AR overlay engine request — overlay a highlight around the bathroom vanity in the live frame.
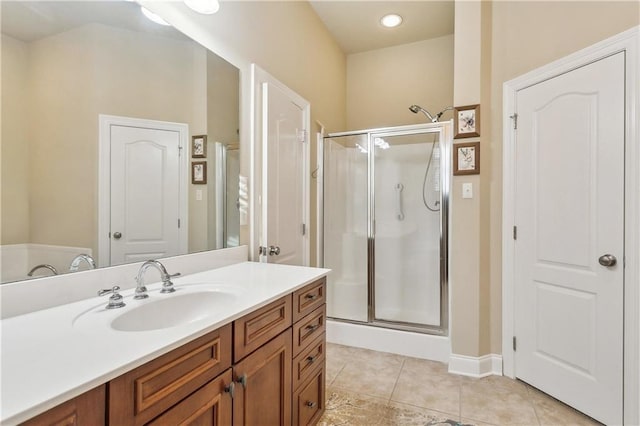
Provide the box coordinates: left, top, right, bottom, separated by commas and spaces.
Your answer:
1, 261, 328, 426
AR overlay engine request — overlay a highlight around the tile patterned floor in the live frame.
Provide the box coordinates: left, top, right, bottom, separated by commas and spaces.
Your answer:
318, 343, 601, 426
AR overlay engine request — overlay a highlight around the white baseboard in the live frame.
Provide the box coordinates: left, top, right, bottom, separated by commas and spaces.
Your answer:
448, 353, 503, 377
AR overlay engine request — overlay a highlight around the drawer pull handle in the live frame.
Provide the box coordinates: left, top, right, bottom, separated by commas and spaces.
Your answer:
224, 382, 235, 399
304, 293, 318, 300
305, 324, 320, 332
306, 401, 317, 408
237, 373, 248, 388
306, 355, 317, 363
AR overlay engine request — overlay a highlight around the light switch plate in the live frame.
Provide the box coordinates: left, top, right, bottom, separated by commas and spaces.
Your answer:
462, 183, 473, 199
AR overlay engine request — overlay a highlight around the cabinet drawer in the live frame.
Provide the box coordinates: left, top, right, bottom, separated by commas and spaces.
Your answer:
292, 278, 326, 322
234, 295, 292, 362
22, 385, 105, 426
147, 368, 233, 426
108, 324, 232, 425
293, 368, 325, 426
292, 333, 325, 391
292, 305, 325, 357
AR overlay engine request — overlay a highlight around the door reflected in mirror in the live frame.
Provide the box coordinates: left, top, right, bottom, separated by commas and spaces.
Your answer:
0, 1, 240, 283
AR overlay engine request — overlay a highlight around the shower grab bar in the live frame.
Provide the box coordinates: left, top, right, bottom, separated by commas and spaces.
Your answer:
396, 183, 405, 221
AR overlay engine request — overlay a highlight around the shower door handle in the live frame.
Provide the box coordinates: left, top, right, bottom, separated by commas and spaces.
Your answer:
268, 245, 281, 256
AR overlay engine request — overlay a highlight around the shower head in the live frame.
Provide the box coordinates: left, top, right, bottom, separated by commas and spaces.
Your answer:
409, 104, 454, 123
409, 105, 436, 122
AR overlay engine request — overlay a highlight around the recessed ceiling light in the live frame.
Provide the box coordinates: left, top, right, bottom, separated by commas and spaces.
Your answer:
140, 6, 171, 26
184, 0, 220, 15
380, 14, 403, 28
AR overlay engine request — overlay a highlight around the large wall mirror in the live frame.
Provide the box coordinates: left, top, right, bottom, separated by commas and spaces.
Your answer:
1, 1, 241, 283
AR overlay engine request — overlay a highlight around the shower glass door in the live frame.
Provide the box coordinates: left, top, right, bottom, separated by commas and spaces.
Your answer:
372, 129, 443, 328
323, 133, 368, 322
323, 123, 450, 334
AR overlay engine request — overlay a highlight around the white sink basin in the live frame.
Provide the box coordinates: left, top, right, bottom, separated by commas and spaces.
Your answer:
110, 291, 236, 332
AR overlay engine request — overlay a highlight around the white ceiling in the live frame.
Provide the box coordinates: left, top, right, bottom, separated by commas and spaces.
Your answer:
2, 1, 454, 55
1, 1, 187, 43
308, 0, 455, 54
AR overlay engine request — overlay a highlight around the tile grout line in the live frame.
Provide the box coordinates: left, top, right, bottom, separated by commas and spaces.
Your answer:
328, 363, 347, 388
387, 357, 406, 405
458, 375, 463, 422
524, 382, 543, 426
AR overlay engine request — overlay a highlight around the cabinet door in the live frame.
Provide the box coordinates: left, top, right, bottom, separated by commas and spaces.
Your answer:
147, 369, 233, 426
21, 385, 105, 426
233, 329, 292, 426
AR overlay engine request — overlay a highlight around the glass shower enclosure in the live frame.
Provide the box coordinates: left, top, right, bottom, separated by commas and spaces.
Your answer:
322, 122, 451, 335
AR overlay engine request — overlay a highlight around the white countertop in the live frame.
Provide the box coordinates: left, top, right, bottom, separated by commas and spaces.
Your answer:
0, 261, 329, 425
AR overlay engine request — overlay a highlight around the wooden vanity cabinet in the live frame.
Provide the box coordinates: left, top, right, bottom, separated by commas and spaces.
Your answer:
291, 278, 327, 426
231, 280, 326, 426
107, 324, 232, 425
21, 385, 106, 426
21, 277, 327, 426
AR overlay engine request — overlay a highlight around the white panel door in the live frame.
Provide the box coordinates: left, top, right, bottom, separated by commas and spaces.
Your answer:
262, 82, 307, 266
110, 125, 181, 265
514, 52, 624, 424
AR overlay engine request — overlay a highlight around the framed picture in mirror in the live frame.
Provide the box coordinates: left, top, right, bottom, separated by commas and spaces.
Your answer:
192, 161, 207, 184
192, 135, 207, 158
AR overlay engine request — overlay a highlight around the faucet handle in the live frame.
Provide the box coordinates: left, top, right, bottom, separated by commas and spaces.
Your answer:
160, 272, 181, 294
98, 286, 126, 309
134, 279, 149, 300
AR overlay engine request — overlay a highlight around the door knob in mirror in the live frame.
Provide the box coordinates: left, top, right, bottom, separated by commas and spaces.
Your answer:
269, 246, 281, 256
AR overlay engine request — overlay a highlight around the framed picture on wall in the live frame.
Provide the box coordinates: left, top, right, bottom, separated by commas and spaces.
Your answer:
454, 104, 480, 139
453, 142, 480, 175
191, 135, 207, 158
192, 161, 207, 184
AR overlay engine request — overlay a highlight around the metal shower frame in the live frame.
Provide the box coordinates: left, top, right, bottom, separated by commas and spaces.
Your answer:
319, 121, 452, 336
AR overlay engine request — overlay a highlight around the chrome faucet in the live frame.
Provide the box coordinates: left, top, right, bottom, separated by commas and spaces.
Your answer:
27, 264, 58, 277
135, 260, 181, 299
69, 254, 97, 272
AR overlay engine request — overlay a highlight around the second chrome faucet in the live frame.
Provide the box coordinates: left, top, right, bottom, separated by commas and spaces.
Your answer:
134, 260, 181, 299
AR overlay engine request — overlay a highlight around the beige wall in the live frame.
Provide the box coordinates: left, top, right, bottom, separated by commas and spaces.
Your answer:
486, 1, 639, 355
346, 35, 454, 130
0, 35, 30, 244
451, 0, 484, 357
451, 0, 639, 358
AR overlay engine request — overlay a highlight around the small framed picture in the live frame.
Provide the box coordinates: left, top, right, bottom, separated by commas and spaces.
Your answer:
454, 104, 480, 139
192, 161, 207, 184
191, 135, 207, 158
453, 142, 480, 175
